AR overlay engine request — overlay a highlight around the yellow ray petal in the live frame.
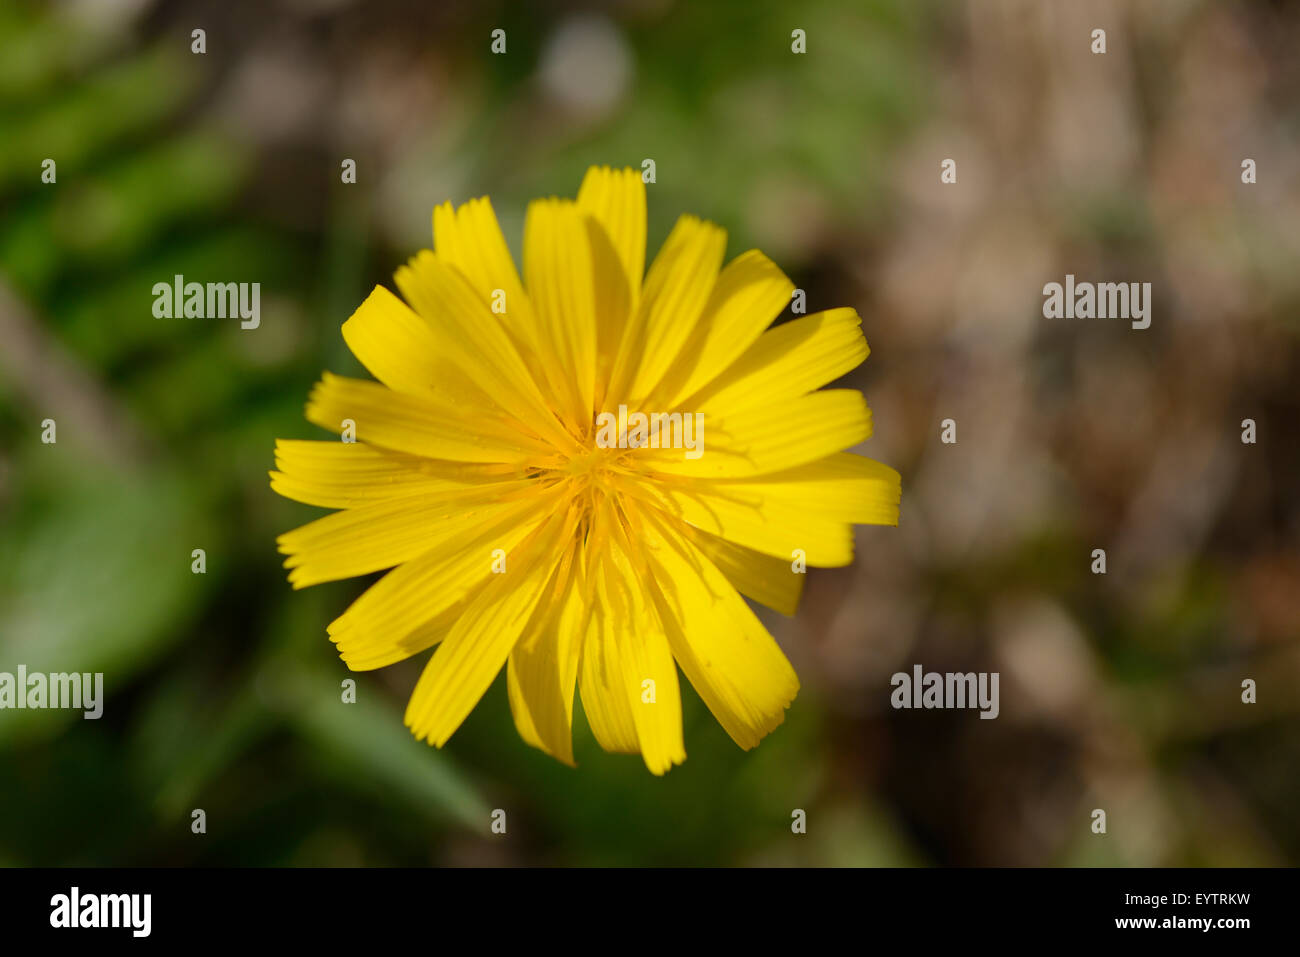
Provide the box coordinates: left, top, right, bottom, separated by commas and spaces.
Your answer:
622, 474, 854, 566
641, 513, 799, 750
304, 372, 550, 464
405, 507, 576, 747
432, 196, 543, 365
644, 389, 871, 478
576, 165, 645, 303
687, 307, 868, 416
507, 545, 585, 766
395, 251, 577, 453
432, 197, 531, 313
683, 525, 805, 616
270, 440, 516, 510
340, 285, 489, 405
652, 250, 795, 409
523, 199, 598, 429
586, 215, 633, 407
722, 453, 902, 527
605, 214, 726, 408
601, 519, 685, 774
337, 601, 465, 673
327, 492, 560, 670
277, 482, 536, 589
577, 497, 643, 756
578, 607, 640, 755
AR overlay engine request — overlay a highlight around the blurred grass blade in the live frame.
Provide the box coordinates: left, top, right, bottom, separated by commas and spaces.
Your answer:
284, 670, 491, 834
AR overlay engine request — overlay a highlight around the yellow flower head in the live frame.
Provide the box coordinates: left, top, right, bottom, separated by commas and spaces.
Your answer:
271, 166, 900, 774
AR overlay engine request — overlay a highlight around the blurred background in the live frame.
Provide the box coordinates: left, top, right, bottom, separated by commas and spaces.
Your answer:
1, 0, 1297, 866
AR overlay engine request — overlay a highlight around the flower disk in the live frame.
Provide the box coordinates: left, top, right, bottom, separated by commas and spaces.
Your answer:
270, 166, 901, 774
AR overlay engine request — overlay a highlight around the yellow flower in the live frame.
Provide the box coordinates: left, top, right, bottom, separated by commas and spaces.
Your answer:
270, 166, 900, 774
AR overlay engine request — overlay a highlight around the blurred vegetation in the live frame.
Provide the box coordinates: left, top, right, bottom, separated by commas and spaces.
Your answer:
1, 0, 1297, 866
